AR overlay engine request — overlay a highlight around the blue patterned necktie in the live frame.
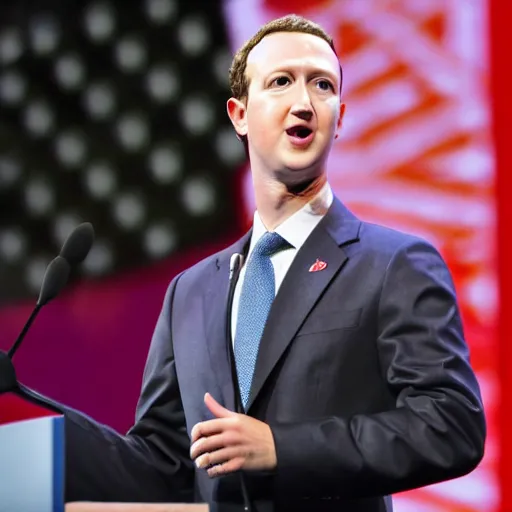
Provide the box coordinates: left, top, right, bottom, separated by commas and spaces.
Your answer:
234, 231, 289, 410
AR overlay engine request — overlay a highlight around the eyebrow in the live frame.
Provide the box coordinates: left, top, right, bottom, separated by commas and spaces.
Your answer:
264, 64, 340, 86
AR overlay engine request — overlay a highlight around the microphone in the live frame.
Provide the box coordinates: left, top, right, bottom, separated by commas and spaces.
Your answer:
226, 253, 252, 512
59, 222, 95, 266
7, 256, 70, 359
6, 222, 95, 360
227, 253, 244, 413
229, 253, 244, 284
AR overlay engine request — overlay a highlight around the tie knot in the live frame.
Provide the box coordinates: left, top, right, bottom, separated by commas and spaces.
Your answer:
253, 231, 289, 257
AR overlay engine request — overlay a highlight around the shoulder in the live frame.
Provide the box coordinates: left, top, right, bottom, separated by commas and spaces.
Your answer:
355, 221, 448, 276
359, 221, 437, 257
328, 197, 439, 262
357, 221, 454, 289
359, 221, 434, 253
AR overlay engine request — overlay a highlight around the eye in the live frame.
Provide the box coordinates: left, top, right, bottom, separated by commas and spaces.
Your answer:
271, 76, 291, 87
316, 79, 334, 91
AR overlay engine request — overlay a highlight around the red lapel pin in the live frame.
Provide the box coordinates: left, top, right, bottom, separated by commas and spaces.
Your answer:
309, 259, 327, 272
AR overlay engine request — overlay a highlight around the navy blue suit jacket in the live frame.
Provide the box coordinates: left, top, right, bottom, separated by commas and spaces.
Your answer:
34, 197, 485, 511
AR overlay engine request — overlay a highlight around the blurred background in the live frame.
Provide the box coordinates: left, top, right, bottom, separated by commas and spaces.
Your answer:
0, 0, 509, 510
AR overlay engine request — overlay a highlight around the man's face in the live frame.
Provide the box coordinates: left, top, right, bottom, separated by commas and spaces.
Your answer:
229, 31, 344, 186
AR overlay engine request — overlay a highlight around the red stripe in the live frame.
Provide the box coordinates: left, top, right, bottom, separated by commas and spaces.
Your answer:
0, 393, 60, 426
492, 0, 512, 509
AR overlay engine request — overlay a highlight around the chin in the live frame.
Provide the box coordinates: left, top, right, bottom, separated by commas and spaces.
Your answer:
285, 153, 323, 172
275, 159, 323, 187
283, 144, 327, 168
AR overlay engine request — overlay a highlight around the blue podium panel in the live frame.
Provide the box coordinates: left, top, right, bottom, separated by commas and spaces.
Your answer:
0, 415, 64, 512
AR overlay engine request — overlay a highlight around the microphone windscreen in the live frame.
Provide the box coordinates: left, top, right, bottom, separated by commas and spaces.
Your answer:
59, 222, 94, 266
37, 256, 71, 306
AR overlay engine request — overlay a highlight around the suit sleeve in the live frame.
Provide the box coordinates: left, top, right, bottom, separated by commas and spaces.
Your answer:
21, 273, 195, 503
271, 238, 486, 499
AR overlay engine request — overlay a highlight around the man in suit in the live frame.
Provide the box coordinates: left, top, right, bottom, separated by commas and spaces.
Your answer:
16, 14, 486, 512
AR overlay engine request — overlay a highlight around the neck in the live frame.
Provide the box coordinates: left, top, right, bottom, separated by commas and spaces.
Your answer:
252, 173, 327, 231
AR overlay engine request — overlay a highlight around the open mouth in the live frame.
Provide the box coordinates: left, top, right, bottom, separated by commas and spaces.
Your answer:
286, 126, 313, 139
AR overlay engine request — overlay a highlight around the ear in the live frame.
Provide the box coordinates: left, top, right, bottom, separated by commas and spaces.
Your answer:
334, 103, 346, 140
337, 103, 346, 131
227, 97, 248, 138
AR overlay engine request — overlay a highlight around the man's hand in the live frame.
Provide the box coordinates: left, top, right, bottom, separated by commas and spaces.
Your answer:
190, 393, 277, 477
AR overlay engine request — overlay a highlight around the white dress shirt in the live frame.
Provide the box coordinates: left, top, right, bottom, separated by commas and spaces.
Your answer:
231, 182, 334, 342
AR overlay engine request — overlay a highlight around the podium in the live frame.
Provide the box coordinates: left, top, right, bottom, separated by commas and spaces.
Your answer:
0, 390, 65, 512
0, 390, 209, 512
66, 505, 208, 511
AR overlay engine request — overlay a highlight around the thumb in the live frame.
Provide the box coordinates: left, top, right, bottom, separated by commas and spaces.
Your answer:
204, 392, 235, 418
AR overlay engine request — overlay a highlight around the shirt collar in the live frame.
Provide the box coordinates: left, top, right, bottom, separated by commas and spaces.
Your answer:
249, 181, 333, 255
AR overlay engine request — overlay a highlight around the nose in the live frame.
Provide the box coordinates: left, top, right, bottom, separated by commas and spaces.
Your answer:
291, 108, 313, 122
290, 81, 313, 122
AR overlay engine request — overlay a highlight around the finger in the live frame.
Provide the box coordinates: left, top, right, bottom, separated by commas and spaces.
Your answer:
196, 446, 245, 469
207, 456, 245, 477
204, 393, 235, 419
190, 431, 240, 460
190, 418, 228, 443
190, 436, 206, 460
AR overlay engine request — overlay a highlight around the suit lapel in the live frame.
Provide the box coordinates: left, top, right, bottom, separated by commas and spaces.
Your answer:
203, 231, 251, 411
246, 199, 361, 411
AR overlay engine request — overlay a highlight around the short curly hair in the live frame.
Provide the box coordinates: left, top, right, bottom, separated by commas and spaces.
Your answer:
229, 14, 342, 100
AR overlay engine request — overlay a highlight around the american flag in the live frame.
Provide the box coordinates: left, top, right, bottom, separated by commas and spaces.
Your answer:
0, 0, 246, 304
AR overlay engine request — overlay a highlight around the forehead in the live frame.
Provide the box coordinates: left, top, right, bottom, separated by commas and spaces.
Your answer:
246, 31, 340, 81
